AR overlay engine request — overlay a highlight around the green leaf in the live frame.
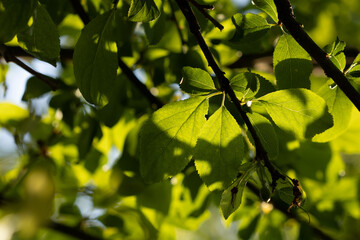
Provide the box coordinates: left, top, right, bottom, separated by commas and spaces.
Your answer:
273, 34, 313, 89
194, 106, 244, 191
324, 38, 346, 71
180, 67, 217, 95
256, 89, 333, 139
252, 0, 278, 22
140, 96, 209, 183
17, 4, 60, 66
22, 76, 52, 101
128, 0, 160, 22
0, 0, 36, 43
312, 84, 352, 142
231, 13, 270, 41
247, 112, 278, 159
0, 102, 28, 125
346, 53, 360, 84
229, 72, 261, 100
73, 10, 118, 105
220, 163, 257, 219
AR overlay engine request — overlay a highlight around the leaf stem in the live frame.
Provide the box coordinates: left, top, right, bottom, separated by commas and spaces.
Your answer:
0, 44, 59, 91
175, 0, 285, 189
188, 0, 224, 31
274, 0, 360, 111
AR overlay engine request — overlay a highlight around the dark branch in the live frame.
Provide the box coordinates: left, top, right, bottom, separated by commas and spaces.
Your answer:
47, 221, 102, 240
68, 0, 90, 25
274, 0, 360, 111
69, 0, 163, 109
117, 53, 164, 109
0, 44, 59, 90
174, 0, 285, 188
188, 0, 224, 31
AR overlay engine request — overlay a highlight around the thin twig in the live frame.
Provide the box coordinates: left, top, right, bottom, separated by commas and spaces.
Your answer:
0, 44, 59, 90
169, 0, 187, 50
174, 0, 285, 189
117, 53, 164, 109
188, 0, 224, 31
69, 0, 163, 109
246, 182, 334, 240
274, 0, 360, 111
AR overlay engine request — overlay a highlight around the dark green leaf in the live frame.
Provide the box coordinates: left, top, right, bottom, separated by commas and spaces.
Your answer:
22, 76, 52, 101
256, 89, 333, 139
73, 10, 118, 105
252, 0, 278, 22
180, 67, 217, 95
194, 106, 244, 191
137, 182, 172, 215
247, 112, 278, 159
273, 34, 312, 89
220, 163, 257, 219
128, 0, 160, 22
17, 4, 60, 66
140, 97, 209, 183
231, 13, 270, 41
0, 0, 36, 43
313, 84, 352, 142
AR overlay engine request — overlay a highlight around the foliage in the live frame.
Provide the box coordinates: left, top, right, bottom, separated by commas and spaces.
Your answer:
1, 0, 360, 239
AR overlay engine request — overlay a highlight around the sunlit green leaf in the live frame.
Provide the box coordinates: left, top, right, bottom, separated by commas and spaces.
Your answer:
274, 34, 312, 89
252, 0, 278, 22
0, 102, 28, 125
17, 4, 60, 66
128, 0, 160, 22
195, 106, 244, 191
180, 67, 217, 95
313, 84, 352, 142
255, 89, 333, 139
231, 13, 270, 41
0, 0, 36, 43
73, 10, 118, 105
140, 96, 209, 183
0, 63, 8, 84
229, 72, 261, 100
247, 112, 278, 159
323, 38, 346, 71
220, 162, 257, 219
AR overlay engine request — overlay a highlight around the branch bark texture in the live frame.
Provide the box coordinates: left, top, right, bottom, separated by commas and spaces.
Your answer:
274, 0, 360, 111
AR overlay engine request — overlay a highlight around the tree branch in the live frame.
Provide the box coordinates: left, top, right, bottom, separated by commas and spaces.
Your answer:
174, 0, 285, 189
274, 0, 360, 111
117, 53, 164, 109
68, 0, 90, 24
69, 0, 163, 109
0, 44, 59, 91
246, 182, 334, 240
47, 221, 102, 240
188, 0, 224, 31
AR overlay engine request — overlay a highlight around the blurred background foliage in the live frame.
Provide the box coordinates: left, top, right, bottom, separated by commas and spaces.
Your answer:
0, 0, 360, 239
